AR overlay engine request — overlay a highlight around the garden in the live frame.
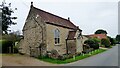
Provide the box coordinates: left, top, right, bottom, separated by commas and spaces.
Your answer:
38, 48, 106, 64
37, 37, 116, 64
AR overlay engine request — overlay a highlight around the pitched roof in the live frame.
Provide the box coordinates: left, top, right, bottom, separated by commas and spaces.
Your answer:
67, 31, 76, 40
84, 34, 107, 39
30, 4, 79, 30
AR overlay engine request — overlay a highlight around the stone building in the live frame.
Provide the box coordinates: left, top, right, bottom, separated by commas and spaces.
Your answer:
19, 2, 83, 58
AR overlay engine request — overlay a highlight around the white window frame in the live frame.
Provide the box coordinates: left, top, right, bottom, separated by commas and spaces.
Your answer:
54, 29, 60, 45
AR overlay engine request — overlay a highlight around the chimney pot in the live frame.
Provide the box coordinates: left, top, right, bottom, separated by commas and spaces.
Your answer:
68, 17, 70, 21
31, 2, 33, 7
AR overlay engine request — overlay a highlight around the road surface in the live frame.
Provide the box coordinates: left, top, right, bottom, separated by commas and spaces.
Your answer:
62, 45, 118, 66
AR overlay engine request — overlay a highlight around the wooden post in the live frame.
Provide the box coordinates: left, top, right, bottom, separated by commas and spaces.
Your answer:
89, 52, 91, 55
73, 55, 75, 60
82, 53, 84, 56
9, 47, 11, 53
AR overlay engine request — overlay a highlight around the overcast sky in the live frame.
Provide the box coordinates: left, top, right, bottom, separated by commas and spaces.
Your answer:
0, 0, 119, 38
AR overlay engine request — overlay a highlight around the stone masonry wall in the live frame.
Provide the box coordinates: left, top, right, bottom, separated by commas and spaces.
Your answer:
19, 12, 46, 57
46, 24, 73, 55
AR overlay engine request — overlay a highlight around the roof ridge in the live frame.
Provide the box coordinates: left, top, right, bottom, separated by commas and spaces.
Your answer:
33, 6, 71, 22
30, 5, 79, 30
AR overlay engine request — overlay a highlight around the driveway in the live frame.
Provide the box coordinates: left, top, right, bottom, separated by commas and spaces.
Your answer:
2, 54, 58, 66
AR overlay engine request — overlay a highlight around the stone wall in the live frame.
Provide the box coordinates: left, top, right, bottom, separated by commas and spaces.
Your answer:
76, 38, 83, 53
19, 13, 47, 57
46, 24, 73, 55
67, 40, 76, 54
82, 36, 89, 44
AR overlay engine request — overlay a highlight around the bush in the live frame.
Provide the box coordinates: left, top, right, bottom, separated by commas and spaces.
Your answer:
58, 55, 65, 60
101, 38, 110, 48
13, 46, 18, 53
116, 35, 120, 42
107, 36, 116, 45
48, 49, 59, 59
1, 34, 21, 53
1, 40, 13, 53
38, 54, 49, 59
0, 40, 2, 53
84, 38, 100, 49
91, 38, 100, 49
84, 39, 94, 45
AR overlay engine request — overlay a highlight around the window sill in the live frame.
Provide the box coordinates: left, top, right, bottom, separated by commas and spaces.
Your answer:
54, 44, 61, 46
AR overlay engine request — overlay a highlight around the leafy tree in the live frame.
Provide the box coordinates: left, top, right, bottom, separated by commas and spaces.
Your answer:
101, 38, 110, 48
95, 29, 107, 34
1, 2, 17, 34
116, 35, 120, 42
107, 36, 116, 45
2, 31, 21, 42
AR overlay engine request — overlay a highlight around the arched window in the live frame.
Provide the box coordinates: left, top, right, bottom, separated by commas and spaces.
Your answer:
54, 29, 60, 44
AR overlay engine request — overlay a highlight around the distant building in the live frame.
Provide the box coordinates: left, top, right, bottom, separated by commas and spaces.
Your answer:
84, 34, 107, 40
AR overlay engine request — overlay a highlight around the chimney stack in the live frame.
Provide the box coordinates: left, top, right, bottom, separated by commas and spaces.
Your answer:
31, 2, 33, 7
68, 17, 70, 21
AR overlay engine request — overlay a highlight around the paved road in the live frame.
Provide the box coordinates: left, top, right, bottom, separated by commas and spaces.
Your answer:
118, 44, 120, 67
62, 45, 118, 66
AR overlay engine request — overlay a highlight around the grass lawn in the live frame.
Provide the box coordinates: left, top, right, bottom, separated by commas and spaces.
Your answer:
38, 49, 106, 64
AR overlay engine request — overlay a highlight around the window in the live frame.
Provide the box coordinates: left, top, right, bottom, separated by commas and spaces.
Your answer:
54, 29, 60, 44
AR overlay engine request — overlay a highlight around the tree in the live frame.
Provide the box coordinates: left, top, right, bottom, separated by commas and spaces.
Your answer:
107, 36, 116, 45
116, 35, 120, 42
101, 38, 110, 48
1, 1, 17, 34
95, 29, 107, 34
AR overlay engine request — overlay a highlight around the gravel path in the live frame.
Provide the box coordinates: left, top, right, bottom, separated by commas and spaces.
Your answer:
2, 54, 58, 66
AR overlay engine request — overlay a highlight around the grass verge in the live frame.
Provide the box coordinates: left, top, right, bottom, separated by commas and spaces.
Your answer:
38, 49, 106, 64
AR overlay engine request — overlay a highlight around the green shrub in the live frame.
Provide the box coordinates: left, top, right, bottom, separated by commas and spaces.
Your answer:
1, 40, 13, 53
38, 49, 106, 64
0, 40, 2, 53
116, 35, 120, 42
84, 38, 100, 49
13, 46, 18, 53
107, 36, 116, 45
38, 54, 49, 59
84, 39, 94, 45
58, 55, 65, 60
91, 38, 100, 49
1, 34, 21, 53
101, 38, 110, 48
